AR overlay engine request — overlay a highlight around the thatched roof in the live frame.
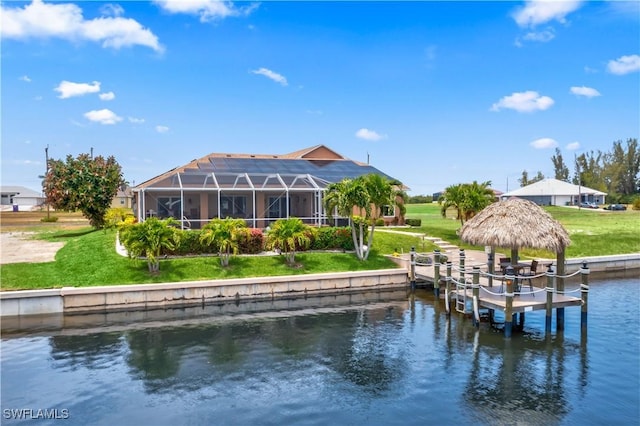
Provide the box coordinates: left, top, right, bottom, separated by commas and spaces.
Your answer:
458, 198, 570, 253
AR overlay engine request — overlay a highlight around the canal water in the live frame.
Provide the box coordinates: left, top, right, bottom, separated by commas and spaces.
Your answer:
1, 274, 638, 425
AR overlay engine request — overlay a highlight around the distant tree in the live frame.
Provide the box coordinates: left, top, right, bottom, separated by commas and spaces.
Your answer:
573, 151, 607, 191
608, 138, 640, 195
43, 153, 124, 229
519, 170, 544, 187
407, 195, 433, 204
551, 148, 570, 181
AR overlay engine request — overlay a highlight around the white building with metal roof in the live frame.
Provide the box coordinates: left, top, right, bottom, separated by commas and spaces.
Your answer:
501, 178, 606, 206
0, 186, 44, 211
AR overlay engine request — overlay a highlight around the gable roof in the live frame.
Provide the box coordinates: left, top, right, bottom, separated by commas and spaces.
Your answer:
136, 144, 399, 189
0, 186, 43, 198
502, 178, 606, 197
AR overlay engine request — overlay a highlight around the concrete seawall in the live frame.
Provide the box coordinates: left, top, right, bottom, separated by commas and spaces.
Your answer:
0, 269, 409, 318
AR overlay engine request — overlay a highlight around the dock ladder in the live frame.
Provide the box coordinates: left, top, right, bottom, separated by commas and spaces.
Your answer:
454, 279, 471, 314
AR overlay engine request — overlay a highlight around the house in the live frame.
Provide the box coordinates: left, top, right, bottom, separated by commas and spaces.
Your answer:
0, 186, 45, 211
501, 178, 607, 206
111, 185, 134, 209
132, 145, 405, 229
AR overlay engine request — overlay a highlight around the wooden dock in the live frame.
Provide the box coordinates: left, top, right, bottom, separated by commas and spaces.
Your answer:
415, 265, 582, 312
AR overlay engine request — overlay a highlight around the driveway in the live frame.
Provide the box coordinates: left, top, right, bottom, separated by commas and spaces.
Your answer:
0, 232, 64, 264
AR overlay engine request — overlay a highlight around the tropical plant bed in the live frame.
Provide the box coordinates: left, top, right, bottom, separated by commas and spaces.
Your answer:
0, 228, 404, 291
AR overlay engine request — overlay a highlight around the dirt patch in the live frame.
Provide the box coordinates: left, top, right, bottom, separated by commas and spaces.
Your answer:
0, 232, 65, 264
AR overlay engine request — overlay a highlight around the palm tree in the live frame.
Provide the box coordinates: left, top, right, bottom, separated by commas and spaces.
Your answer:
461, 180, 495, 222
439, 181, 494, 225
119, 217, 180, 273
439, 183, 465, 224
199, 218, 247, 267
324, 177, 369, 260
324, 173, 403, 260
266, 217, 311, 266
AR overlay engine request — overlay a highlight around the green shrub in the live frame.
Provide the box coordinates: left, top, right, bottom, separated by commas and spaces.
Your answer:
632, 197, 640, 211
166, 229, 210, 255
238, 228, 264, 254
105, 208, 134, 229
40, 216, 59, 223
375, 218, 384, 226
310, 227, 355, 251
406, 218, 422, 227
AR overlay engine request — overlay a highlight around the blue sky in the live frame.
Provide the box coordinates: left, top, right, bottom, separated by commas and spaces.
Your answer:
2, 0, 639, 196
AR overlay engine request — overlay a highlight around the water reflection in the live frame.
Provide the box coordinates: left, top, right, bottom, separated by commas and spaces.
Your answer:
3, 279, 638, 425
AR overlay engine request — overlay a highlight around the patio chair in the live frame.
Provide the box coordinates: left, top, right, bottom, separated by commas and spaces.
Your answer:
521, 260, 539, 294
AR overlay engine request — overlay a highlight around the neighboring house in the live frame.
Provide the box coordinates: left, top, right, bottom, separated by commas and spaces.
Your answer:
111, 186, 134, 209
133, 145, 405, 229
501, 178, 607, 206
0, 186, 44, 211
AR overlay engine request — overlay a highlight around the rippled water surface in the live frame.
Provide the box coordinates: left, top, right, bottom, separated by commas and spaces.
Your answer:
2, 276, 639, 425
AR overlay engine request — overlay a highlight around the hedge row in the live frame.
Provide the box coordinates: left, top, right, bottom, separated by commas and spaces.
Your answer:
163, 226, 357, 256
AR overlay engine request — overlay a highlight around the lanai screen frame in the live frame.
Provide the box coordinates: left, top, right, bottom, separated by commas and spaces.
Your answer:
133, 171, 343, 229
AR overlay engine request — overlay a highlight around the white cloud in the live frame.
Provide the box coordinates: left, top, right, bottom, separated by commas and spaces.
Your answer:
566, 141, 581, 150
19, 75, 31, 82
84, 109, 122, 125
55, 80, 100, 99
1, 0, 163, 52
530, 137, 558, 149
570, 86, 601, 98
128, 117, 145, 124
584, 66, 598, 74
521, 28, 555, 43
251, 68, 288, 86
607, 54, 640, 75
355, 128, 386, 141
99, 91, 115, 101
490, 91, 554, 113
99, 3, 124, 17
13, 159, 42, 166
512, 0, 583, 27
153, 0, 258, 22
156, 125, 169, 133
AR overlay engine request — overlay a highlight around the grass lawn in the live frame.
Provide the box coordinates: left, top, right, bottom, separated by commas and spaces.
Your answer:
403, 203, 640, 259
1, 204, 638, 290
0, 228, 416, 290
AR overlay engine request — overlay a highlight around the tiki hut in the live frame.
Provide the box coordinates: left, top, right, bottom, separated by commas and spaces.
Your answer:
458, 198, 571, 275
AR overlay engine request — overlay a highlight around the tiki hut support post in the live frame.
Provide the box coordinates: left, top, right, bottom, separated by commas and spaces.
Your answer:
410, 246, 416, 290
556, 249, 566, 331
433, 249, 441, 298
504, 265, 515, 338
510, 248, 519, 264
486, 247, 495, 287
545, 265, 555, 334
580, 261, 590, 333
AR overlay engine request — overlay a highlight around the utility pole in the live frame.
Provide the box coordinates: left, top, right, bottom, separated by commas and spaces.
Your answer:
44, 145, 50, 219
